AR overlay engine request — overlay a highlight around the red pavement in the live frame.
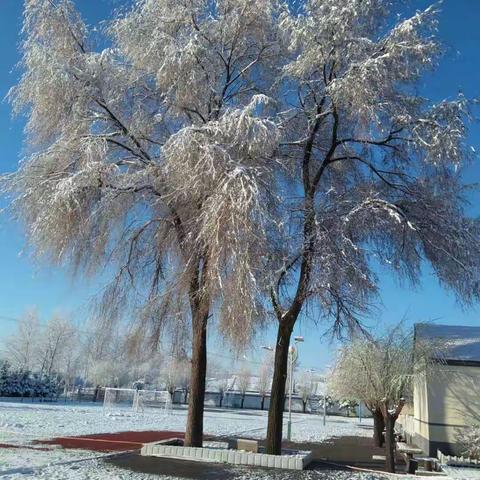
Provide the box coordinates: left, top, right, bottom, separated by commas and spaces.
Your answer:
35, 430, 186, 452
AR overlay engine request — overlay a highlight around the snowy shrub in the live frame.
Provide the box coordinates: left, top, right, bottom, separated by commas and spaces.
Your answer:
456, 425, 480, 459
0, 361, 61, 398
340, 399, 359, 416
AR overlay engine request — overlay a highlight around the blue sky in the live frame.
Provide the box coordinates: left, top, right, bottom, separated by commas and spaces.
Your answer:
0, 0, 479, 372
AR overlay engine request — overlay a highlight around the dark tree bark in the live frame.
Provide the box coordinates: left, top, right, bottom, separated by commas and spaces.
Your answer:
184, 309, 208, 447
260, 395, 265, 410
219, 392, 223, 408
381, 400, 404, 473
302, 400, 307, 413
266, 106, 329, 453
265, 321, 293, 454
373, 408, 385, 447
384, 414, 396, 473
241, 394, 245, 409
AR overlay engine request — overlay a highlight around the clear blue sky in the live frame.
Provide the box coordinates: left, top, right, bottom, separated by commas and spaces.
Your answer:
0, 0, 479, 372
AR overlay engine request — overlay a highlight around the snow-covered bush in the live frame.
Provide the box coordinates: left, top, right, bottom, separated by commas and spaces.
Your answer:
339, 399, 359, 416
456, 425, 480, 459
0, 361, 61, 398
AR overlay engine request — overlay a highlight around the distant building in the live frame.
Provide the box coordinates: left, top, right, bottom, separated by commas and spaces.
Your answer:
399, 324, 480, 456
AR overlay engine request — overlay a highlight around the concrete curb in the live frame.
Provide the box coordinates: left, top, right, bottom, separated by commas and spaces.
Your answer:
140, 441, 312, 470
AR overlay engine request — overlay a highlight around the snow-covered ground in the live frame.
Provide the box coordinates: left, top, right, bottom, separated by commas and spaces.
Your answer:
0, 400, 407, 479
0, 400, 372, 443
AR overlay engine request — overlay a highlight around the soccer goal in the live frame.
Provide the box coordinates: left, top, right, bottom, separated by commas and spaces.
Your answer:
103, 387, 172, 415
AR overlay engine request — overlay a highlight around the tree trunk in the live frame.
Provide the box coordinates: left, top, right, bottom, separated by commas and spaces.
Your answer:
219, 393, 223, 408
184, 311, 208, 447
260, 395, 265, 411
302, 401, 307, 413
373, 408, 385, 447
265, 322, 293, 454
384, 414, 396, 473
241, 395, 245, 409
92, 385, 99, 403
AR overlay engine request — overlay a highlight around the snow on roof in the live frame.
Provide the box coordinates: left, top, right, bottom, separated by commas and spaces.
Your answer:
415, 323, 480, 362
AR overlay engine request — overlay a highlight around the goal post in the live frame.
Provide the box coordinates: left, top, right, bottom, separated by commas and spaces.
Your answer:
103, 387, 172, 415
133, 389, 172, 413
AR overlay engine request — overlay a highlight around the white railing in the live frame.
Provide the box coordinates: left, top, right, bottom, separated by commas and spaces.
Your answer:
437, 449, 480, 468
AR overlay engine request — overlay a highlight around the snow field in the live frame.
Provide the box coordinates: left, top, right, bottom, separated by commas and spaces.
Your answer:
0, 400, 411, 480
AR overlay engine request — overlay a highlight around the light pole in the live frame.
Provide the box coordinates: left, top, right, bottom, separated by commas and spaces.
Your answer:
287, 336, 304, 441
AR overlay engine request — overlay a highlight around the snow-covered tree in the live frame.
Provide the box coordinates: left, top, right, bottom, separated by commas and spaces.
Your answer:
237, 365, 251, 409
257, 358, 272, 410
4, 309, 40, 371
4, 0, 480, 455
217, 373, 231, 409
3, 310, 81, 387
207, 360, 231, 408
37, 314, 77, 377
161, 356, 190, 401
89, 357, 132, 388
328, 326, 440, 472
297, 370, 315, 413
3, 0, 279, 447
263, 0, 480, 454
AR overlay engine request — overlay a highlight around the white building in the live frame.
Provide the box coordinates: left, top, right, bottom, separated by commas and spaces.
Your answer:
399, 324, 480, 456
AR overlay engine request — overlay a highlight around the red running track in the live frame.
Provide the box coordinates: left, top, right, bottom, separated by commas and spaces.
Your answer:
34, 430, 186, 452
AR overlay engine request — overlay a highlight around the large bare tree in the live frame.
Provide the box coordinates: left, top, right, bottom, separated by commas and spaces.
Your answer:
3, 0, 278, 447
263, 0, 480, 453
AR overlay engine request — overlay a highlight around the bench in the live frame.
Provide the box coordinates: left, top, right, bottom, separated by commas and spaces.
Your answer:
397, 442, 423, 456
397, 442, 424, 474
227, 438, 259, 453
415, 456, 439, 472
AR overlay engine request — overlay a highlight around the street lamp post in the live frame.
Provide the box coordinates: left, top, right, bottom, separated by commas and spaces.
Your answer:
323, 393, 327, 426
287, 336, 304, 441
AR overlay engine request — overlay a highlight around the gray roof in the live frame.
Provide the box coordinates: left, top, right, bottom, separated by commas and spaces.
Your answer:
415, 323, 480, 363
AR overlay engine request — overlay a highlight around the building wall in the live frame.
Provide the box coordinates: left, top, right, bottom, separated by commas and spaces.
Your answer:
413, 372, 431, 454
407, 364, 480, 456
425, 364, 480, 455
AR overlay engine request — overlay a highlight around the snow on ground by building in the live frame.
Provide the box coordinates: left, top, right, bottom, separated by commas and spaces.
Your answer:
442, 466, 480, 479
0, 399, 408, 479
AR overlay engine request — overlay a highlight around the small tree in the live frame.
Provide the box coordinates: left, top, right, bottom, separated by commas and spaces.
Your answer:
161, 356, 190, 403
329, 326, 438, 473
37, 314, 77, 377
257, 359, 272, 411
298, 371, 315, 413
237, 366, 251, 409
208, 364, 231, 408
4, 309, 40, 371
